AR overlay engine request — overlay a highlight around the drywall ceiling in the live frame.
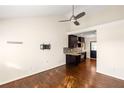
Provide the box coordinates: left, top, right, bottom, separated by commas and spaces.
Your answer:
0, 5, 110, 19
74, 30, 96, 38
0, 5, 72, 19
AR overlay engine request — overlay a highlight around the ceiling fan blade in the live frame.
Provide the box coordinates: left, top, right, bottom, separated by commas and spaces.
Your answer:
74, 21, 80, 26
75, 12, 86, 19
59, 20, 70, 22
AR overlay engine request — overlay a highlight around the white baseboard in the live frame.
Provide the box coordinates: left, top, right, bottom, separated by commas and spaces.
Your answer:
0, 62, 66, 85
96, 70, 124, 80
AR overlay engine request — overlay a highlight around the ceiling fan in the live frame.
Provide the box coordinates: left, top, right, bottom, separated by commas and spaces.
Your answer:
59, 5, 86, 26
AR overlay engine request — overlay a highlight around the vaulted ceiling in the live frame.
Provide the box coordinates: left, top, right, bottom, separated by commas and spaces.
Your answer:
0, 5, 119, 19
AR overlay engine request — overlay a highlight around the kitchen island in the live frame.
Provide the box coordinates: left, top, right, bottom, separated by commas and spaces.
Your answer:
66, 53, 81, 65
65, 52, 86, 65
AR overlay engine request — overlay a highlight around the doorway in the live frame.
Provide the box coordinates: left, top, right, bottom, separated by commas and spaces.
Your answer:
68, 30, 97, 60
90, 41, 97, 59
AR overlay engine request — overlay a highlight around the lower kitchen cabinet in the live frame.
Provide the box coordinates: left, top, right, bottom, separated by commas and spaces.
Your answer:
66, 55, 81, 65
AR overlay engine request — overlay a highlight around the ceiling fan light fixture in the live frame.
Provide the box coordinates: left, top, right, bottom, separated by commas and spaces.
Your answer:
70, 16, 76, 22
71, 19, 76, 22
59, 5, 86, 26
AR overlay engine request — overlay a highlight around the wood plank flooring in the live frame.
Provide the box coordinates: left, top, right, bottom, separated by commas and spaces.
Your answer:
0, 59, 124, 88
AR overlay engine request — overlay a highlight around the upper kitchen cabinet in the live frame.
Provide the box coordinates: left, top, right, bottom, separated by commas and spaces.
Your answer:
78, 37, 85, 43
68, 35, 85, 48
78, 37, 85, 47
68, 35, 78, 48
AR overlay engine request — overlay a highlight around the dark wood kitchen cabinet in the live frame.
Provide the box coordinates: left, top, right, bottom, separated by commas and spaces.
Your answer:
68, 35, 85, 48
78, 37, 85, 47
78, 37, 85, 42
68, 35, 77, 48
66, 54, 81, 65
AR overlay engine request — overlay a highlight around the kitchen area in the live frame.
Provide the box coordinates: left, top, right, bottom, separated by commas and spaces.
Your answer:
64, 31, 97, 65
64, 35, 86, 65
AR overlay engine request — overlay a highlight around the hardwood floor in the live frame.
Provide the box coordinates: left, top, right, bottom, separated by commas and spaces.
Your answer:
0, 59, 124, 88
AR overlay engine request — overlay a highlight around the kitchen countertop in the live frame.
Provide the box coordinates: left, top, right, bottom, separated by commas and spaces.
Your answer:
64, 50, 86, 56
65, 53, 81, 56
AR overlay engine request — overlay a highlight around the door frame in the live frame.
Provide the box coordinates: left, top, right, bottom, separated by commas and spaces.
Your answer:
90, 41, 97, 59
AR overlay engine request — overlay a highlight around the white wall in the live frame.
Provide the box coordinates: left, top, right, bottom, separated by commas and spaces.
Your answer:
85, 36, 96, 58
68, 19, 124, 80
0, 16, 70, 85
97, 20, 124, 80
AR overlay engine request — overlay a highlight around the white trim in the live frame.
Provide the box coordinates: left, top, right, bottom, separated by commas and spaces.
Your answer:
0, 63, 66, 85
96, 70, 124, 80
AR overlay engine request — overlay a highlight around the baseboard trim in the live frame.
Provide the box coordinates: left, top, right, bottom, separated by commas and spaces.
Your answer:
96, 70, 124, 80
0, 63, 66, 85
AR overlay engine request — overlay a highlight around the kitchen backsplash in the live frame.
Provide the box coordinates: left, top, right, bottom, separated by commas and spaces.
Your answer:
63, 47, 83, 54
